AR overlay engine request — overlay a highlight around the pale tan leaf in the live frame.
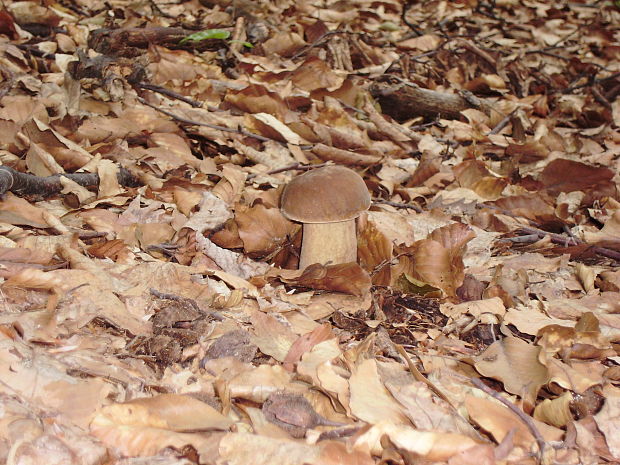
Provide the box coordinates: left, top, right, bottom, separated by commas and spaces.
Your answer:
465, 396, 563, 448
0, 193, 49, 228
594, 385, 620, 459
92, 394, 233, 431
250, 309, 298, 362
97, 159, 123, 198
474, 336, 550, 410
533, 391, 574, 428
354, 422, 479, 461
349, 359, 410, 425
26, 142, 64, 177
182, 191, 232, 233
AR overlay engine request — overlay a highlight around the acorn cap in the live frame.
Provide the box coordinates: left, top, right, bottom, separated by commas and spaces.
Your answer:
281, 165, 371, 223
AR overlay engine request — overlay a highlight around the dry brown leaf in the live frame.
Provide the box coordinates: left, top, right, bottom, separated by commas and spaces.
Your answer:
0, 340, 113, 430
92, 394, 232, 432
249, 309, 298, 362
357, 215, 394, 285
404, 238, 465, 297
593, 385, 620, 460
235, 203, 297, 255
349, 358, 410, 425
474, 336, 550, 411
540, 158, 615, 195
312, 143, 382, 165
227, 365, 294, 403
283, 323, 336, 371
183, 191, 232, 233
290, 262, 372, 296
291, 57, 345, 92
533, 391, 573, 428
0, 193, 49, 228
465, 395, 564, 448
26, 142, 64, 176
0, 3, 617, 465
354, 422, 480, 461
219, 432, 325, 465
0, 246, 54, 265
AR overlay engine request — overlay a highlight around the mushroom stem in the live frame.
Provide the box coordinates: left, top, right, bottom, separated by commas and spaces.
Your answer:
299, 220, 357, 270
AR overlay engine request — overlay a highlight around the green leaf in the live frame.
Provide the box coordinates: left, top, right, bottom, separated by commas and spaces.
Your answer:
379, 21, 399, 31
229, 39, 254, 48
179, 29, 231, 45
394, 273, 439, 295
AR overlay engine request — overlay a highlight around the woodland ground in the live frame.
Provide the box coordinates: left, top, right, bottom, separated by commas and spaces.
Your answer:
0, 0, 618, 464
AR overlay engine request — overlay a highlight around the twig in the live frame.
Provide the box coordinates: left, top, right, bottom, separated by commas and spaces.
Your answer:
317, 426, 363, 441
457, 39, 497, 70
562, 224, 579, 244
561, 71, 620, 94
397, 345, 488, 443
290, 30, 342, 60
591, 85, 612, 110
401, 1, 424, 37
488, 109, 516, 135
135, 81, 207, 109
372, 199, 422, 213
137, 96, 314, 150
526, 50, 571, 61
0, 165, 139, 197
471, 377, 547, 460
396, 344, 452, 404
408, 49, 441, 63
246, 162, 330, 181
147, 243, 179, 256
503, 234, 544, 244
475, 0, 506, 26
514, 226, 620, 262
479, 202, 620, 262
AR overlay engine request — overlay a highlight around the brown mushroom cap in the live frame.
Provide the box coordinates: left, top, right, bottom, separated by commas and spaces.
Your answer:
281, 165, 371, 223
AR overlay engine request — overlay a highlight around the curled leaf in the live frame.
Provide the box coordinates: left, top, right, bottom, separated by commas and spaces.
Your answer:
179, 29, 230, 44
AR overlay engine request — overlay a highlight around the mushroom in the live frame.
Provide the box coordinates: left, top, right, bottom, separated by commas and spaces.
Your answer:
280, 165, 370, 269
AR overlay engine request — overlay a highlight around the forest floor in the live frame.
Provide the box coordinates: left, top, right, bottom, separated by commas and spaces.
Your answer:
0, 0, 618, 464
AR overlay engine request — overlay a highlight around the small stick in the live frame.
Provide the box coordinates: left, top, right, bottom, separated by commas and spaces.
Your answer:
457, 39, 497, 69
372, 199, 422, 213
137, 96, 314, 150
471, 377, 546, 460
401, 1, 424, 37
246, 162, 329, 180
502, 234, 544, 244
290, 30, 342, 60
515, 226, 620, 262
561, 71, 620, 94
591, 85, 612, 110
488, 109, 516, 135
135, 81, 206, 109
395, 344, 453, 404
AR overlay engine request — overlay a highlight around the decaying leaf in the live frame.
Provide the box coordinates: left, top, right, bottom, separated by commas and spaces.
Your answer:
474, 336, 550, 411
1, 1, 619, 464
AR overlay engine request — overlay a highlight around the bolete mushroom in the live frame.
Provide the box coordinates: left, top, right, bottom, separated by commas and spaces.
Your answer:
280, 165, 370, 269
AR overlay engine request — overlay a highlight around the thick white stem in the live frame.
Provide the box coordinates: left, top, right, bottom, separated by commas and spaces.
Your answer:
299, 220, 357, 270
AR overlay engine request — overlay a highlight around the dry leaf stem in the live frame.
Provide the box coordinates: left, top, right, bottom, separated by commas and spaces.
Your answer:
514, 226, 620, 262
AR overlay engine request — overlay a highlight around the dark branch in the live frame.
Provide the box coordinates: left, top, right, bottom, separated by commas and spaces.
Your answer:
0, 166, 140, 197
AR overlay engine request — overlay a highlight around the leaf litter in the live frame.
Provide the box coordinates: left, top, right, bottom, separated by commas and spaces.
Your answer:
0, 0, 618, 464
